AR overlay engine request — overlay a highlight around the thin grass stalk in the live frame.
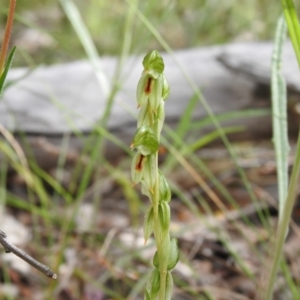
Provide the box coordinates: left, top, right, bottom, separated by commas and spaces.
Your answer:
263, 7, 300, 298
271, 15, 289, 222
60, 0, 136, 201
59, 0, 109, 98
264, 130, 300, 300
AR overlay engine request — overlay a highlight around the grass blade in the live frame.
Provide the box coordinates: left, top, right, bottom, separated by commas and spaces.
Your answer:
59, 0, 110, 98
281, 0, 300, 65
271, 15, 289, 221
0, 46, 16, 95
263, 14, 300, 300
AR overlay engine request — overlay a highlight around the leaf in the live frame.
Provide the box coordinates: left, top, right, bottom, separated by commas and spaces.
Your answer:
155, 100, 165, 133
161, 74, 170, 100
165, 272, 174, 300
153, 250, 159, 268
148, 75, 163, 113
144, 289, 151, 300
167, 238, 179, 270
0, 46, 16, 96
158, 202, 170, 233
271, 15, 289, 221
141, 154, 157, 193
158, 170, 171, 203
141, 182, 151, 199
282, 0, 300, 67
145, 268, 160, 299
137, 102, 150, 128
143, 206, 154, 243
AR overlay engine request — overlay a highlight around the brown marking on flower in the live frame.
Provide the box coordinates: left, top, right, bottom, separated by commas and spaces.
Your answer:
136, 154, 145, 172
145, 77, 152, 94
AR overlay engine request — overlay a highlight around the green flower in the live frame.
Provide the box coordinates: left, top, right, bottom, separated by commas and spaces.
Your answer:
143, 50, 164, 79
131, 125, 159, 156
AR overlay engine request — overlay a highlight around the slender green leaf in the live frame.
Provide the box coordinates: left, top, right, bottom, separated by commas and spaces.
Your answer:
165, 272, 173, 300
264, 14, 297, 300
281, 0, 300, 67
153, 251, 159, 268
158, 202, 170, 233
167, 238, 179, 270
158, 170, 171, 203
0, 46, 16, 96
145, 268, 160, 299
271, 15, 289, 220
188, 126, 244, 153
143, 207, 154, 243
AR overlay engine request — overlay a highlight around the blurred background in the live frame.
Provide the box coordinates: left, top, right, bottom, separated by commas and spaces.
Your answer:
1, 1, 298, 300
1, 0, 281, 66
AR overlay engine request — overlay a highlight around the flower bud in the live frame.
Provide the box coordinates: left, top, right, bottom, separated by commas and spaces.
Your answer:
167, 238, 179, 270
131, 125, 159, 156
148, 76, 163, 113
136, 72, 150, 107
142, 50, 164, 79
131, 152, 145, 185
141, 154, 157, 193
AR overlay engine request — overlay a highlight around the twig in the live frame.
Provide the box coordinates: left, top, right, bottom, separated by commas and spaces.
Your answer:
0, 230, 57, 279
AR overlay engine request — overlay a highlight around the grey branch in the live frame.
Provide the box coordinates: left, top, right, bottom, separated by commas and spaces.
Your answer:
0, 230, 57, 279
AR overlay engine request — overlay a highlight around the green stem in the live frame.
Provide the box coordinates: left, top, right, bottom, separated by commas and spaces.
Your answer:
264, 129, 300, 299
152, 154, 167, 300
0, 0, 16, 75
151, 120, 169, 300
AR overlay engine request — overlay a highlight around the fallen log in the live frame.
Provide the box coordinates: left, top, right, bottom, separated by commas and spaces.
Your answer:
0, 42, 299, 166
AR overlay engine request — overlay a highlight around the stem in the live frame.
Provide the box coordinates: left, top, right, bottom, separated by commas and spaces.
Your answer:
133, 51, 174, 299
152, 152, 167, 300
150, 110, 169, 300
0, 0, 16, 75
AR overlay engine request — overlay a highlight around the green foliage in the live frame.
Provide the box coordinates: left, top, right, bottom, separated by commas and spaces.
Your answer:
0, 46, 16, 95
263, 2, 300, 299
271, 16, 289, 220
281, 0, 300, 65
131, 125, 159, 156
167, 238, 179, 270
142, 50, 164, 78
143, 206, 154, 243
145, 269, 160, 299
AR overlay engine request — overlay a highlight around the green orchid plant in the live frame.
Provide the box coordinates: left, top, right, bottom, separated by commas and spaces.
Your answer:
131, 50, 179, 300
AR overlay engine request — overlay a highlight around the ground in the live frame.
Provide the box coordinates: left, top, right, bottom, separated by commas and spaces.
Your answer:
1, 136, 300, 300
